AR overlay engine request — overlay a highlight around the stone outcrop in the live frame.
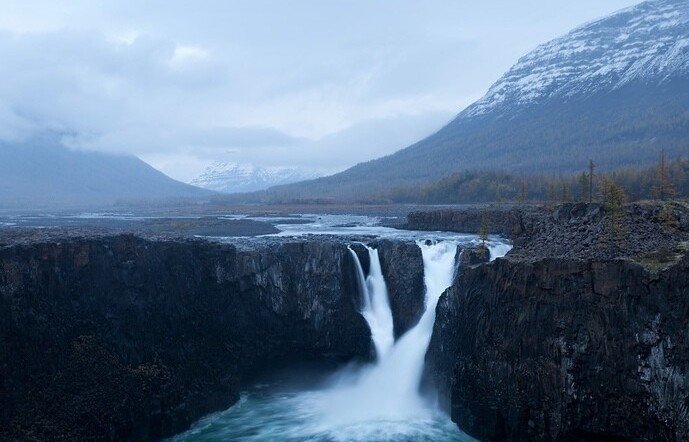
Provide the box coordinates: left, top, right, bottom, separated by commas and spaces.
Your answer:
373, 239, 425, 338
405, 206, 529, 236
426, 201, 689, 441
428, 254, 689, 441
508, 202, 689, 261
408, 202, 689, 261
458, 243, 490, 267
0, 235, 371, 441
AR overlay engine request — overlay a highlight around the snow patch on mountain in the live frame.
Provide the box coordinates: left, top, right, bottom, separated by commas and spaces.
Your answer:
190, 162, 321, 193
465, 0, 689, 118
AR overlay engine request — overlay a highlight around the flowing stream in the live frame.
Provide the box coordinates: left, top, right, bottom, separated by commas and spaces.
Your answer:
170, 239, 509, 442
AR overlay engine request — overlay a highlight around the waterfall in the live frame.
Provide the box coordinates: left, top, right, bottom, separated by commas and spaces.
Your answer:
365, 241, 459, 403
173, 239, 512, 441
348, 246, 395, 359
487, 241, 513, 261
322, 241, 461, 427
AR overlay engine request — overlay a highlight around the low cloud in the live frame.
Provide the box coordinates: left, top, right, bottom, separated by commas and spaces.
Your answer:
0, 0, 639, 182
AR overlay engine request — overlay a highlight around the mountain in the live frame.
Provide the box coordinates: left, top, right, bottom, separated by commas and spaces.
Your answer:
190, 161, 320, 193
271, 0, 689, 200
0, 135, 211, 210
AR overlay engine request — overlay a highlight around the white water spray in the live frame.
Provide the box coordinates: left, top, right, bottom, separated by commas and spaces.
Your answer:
487, 241, 513, 261
322, 241, 461, 428
348, 246, 395, 360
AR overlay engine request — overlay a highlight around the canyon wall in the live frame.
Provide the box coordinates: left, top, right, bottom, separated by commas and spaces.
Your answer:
0, 235, 378, 441
3, 201, 688, 441
428, 255, 689, 441
426, 202, 689, 441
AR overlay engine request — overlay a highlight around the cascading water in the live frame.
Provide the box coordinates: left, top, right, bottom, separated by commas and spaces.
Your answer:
327, 242, 460, 417
348, 246, 394, 360
488, 242, 513, 261
171, 238, 511, 442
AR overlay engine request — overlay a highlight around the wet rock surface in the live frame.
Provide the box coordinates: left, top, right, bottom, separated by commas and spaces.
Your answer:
0, 235, 371, 441
427, 201, 689, 441
373, 240, 425, 338
458, 243, 490, 267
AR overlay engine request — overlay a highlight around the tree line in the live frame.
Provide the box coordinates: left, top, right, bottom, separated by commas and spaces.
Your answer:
379, 152, 688, 205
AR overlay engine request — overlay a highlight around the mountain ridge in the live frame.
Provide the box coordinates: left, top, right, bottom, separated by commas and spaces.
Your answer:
190, 161, 320, 193
465, 0, 689, 118
0, 134, 211, 210
266, 0, 689, 201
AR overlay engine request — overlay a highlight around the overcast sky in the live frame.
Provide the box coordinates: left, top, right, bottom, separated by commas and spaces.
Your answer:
1, 0, 639, 181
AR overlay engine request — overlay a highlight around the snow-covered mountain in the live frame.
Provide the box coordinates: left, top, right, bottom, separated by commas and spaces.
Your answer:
466, 0, 689, 118
273, 0, 689, 200
190, 162, 320, 193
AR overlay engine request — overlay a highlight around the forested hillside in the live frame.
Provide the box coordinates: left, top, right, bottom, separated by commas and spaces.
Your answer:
381, 157, 689, 205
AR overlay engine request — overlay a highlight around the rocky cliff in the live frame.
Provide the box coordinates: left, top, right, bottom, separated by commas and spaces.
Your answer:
4, 200, 688, 442
426, 201, 689, 441
405, 206, 527, 236
0, 234, 374, 441
373, 239, 425, 338
409, 201, 689, 260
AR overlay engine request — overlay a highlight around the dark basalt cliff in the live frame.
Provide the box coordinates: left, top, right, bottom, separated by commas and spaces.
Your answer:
4, 201, 688, 442
406, 206, 528, 236
0, 234, 375, 441
428, 255, 689, 441
426, 201, 689, 441
373, 239, 425, 338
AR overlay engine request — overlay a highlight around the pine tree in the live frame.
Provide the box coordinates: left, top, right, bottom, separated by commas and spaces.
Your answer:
599, 174, 611, 203
605, 180, 628, 248
588, 160, 596, 202
578, 171, 590, 202
652, 149, 677, 201
561, 184, 571, 203
518, 180, 527, 203
495, 186, 504, 204
658, 204, 680, 230
479, 210, 490, 245
547, 183, 557, 207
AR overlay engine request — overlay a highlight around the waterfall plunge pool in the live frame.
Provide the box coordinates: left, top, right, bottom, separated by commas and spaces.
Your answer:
168, 384, 472, 442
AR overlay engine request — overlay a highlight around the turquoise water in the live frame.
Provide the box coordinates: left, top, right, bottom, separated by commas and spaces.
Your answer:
167, 228, 508, 442
168, 385, 474, 442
